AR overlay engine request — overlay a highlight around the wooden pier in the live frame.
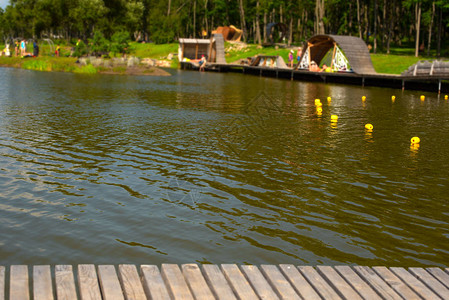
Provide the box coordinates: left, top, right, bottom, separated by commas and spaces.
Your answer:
1, 264, 449, 299
182, 62, 449, 94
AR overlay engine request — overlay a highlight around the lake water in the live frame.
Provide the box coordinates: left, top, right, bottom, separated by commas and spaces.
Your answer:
0, 67, 448, 267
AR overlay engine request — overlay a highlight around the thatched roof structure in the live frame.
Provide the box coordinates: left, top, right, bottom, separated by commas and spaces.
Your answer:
298, 35, 376, 75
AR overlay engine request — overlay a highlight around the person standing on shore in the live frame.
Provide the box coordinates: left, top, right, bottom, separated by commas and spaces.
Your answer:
297, 47, 302, 64
33, 40, 39, 57
15, 40, 19, 56
20, 39, 26, 56
199, 55, 206, 72
288, 50, 294, 68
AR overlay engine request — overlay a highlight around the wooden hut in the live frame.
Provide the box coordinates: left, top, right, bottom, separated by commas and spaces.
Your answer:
297, 35, 376, 75
178, 34, 226, 64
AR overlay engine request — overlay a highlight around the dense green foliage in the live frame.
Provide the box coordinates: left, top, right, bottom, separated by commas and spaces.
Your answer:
0, 0, 448, 57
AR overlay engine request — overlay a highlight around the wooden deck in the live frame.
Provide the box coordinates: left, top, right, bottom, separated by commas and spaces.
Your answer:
181, 62, 449, 93
1, 264, 449, 299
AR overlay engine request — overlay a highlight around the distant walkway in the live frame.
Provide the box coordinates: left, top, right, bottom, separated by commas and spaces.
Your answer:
2, 264, 449, 299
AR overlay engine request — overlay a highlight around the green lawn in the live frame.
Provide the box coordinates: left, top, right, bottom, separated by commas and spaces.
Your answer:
130, 42, 178, 59
370, 54, 421, 74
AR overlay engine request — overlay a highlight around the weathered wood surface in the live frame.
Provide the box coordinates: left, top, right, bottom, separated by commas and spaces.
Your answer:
2, 264, 449, 299
10, 265, 29, 300
33, 265, 54, 300
55, 265, 77, 300
0, 266, 5, 300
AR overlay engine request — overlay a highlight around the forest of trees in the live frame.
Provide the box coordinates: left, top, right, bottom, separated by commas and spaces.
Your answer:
0, 0, 449, 56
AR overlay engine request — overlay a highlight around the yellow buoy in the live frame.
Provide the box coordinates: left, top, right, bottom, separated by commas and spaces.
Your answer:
316, 102, 322, 107
420, 95, 425, 101
445, 95, 448, 100
327, 97, 332, 102
411, 137, 420, 144
315, 99, 321, 105
331, 115, 338, 121
362, 96, 366, 101
316, 107, 323, 113
365, 123, 373, 130
410, 143, 420, 151
391, 95, 396, 101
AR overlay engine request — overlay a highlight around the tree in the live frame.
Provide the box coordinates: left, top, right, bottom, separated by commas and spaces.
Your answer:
110, 30, 131, 56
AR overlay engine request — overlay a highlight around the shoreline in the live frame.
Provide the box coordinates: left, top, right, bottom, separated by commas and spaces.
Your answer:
0, 56, 172, 76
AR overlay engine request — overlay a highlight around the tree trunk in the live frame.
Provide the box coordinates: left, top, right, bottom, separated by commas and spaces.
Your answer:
288, 14, 293, 46
255, 0, 261, 45
193, 0, 196, 38
357, 0, 362, 38
315, 0, 325, 34
415, 1, 421, 57
427, 1, 435, 56
373, 0, 378, 53
167, 0, 171, 16
204, 0, 209, 36
381, 0, 387, 49
386, 0, 395, 54
238, 0, 247, 41
349, 1, 352, 34
280, 4, 283, 23
364, 1, 369, 43
437, 4, 442, 57
263, 11, 267, 43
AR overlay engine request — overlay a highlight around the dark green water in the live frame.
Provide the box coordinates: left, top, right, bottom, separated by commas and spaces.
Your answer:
0, 67, 448, 267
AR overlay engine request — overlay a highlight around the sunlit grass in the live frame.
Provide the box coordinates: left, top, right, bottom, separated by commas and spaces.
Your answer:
370, 54, 421, 74
130, 42, 178, 59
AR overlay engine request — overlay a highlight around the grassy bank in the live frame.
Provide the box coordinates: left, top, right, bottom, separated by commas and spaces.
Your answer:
1, 41, 445, 75
0, 56, 98, 73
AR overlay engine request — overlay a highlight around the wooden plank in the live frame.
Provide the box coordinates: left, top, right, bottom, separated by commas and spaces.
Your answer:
220, 264, 258, 299
316, 266, 362, 300
334, 266, 382, 300
33, 265, 54, 300
161, 264, 194, 300
78, 264, 102, 300
240, 265, 279, 299
353, 266, 402, 300
0, 266, 5, 300
426, 267, 449, 289
298, 266, 342, 300
55, 265, 77, 300
117, 264, 146, 300
383, 267, 439, 299
10, 265, 29, 300
97, 265, 125, 300
367, 267, 418, 299
409, 267, 449, 299
389, 267, 440, 299
278, 264, 321, 299
201, 264, 237, 300
181, 264, 215, 300
140, 265, 170, 300
259, 265, 300, 300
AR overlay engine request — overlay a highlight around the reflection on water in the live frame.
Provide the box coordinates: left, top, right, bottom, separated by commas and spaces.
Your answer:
0, 67, 448, 266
